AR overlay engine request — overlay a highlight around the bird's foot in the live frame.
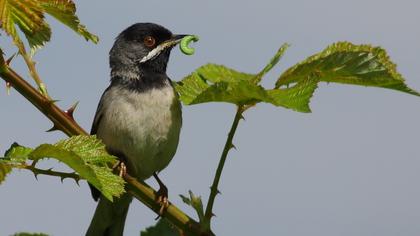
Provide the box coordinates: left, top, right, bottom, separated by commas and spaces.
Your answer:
153, 173, 169, 219
112, 161, 127, 177
156, 186, 169, 218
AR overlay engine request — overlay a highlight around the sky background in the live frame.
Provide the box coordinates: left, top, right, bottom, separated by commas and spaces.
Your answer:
1, 0, 420, 235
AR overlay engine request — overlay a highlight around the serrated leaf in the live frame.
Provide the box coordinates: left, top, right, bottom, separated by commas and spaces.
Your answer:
54, 135, 116, 164
141, 219, 179, 236
26, 135, 124, 200
180, 190, 205, 222
0, 161, 12, 184
276, 42, 420, 96
28, 144, 118, 200
195, 63, 255, 83
0, 0, 97, 51
1, 135, 123, 200
267, 77, 319, 113
176, 75, 266, 105
4, 142, 33, 162
37, 0, 98, 43
0, 0, 51, 49
89, 165, 124, 199
175, 64, 314, 112
0, 142, 32, 184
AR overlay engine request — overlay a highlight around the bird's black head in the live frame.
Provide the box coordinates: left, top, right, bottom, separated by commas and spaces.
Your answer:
110, 23, 185, 78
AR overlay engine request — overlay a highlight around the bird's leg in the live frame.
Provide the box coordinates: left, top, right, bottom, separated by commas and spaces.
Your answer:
108, 149, 128, 177
153, 173, 169, 217
112, 160, 127, 177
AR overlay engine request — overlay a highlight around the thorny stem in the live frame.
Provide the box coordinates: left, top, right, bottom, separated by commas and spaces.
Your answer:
12, 162, 81, 182
204, 105, 245, 228
0, 52, 213, 236
0, 60, 86, 136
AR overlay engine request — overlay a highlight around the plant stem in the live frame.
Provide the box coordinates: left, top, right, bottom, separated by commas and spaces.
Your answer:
0, 53, 212, 236
14, 40, 50, 97
204, 105, 244, 227
0, 63, 86, 136
13, 163, 81, 182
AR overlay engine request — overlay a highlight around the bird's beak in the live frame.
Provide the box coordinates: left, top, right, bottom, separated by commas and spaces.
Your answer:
161, 34, 190, 48
138, 34, 191, 63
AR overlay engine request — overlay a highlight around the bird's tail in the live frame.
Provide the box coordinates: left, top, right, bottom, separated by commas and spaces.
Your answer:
86, 194, 132, 236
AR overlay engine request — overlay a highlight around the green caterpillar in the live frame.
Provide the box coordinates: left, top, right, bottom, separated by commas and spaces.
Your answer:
180, 35, 199, 55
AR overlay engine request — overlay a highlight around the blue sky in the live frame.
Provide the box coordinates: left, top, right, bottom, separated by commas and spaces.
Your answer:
1, 0, 420, 235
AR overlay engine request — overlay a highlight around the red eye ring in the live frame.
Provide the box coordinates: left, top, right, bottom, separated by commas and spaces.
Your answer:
144, 36, 156, 47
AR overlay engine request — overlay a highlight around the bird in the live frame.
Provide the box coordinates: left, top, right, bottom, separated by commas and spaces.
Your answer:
86, 23, 185, 236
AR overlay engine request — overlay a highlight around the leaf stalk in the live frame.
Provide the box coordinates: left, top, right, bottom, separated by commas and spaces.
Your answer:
12, 162, 81, 182
14, 40, 50, 97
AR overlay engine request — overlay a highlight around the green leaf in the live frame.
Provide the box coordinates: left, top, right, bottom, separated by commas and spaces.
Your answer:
4, 142, 33, 162
175, 64, 314, 112
176, 42, 418, 113
276, 41, 420, 96
54, 135, 115, 164
0, 0, 97, 51
27, 135, 124, 201
195, 63, 255, 83
0, 0, 51, 49
141, 219, 179, 236
0, 142, 33, 184
2, 135, 124, 201
176, 74, 264, 105
267, 77, 319, 112
37, 0, 98, 43
180, 190, 205, 222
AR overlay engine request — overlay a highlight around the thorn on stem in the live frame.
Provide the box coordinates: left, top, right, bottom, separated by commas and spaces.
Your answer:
230, 144, 237, 150
31, 160, 38, 168
209, 186, 221, 195
206, 212, 216, 219
6, 53, 16, 66
46, 125, 59, 132
64, 101, 79, 120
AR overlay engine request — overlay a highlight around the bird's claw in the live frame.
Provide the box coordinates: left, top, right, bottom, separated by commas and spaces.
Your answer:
112, 161, 127, 177
153, 173, 169, 219
155, 187, 169, 219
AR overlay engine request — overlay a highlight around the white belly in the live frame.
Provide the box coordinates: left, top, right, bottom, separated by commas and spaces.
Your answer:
96, 85, 182, 180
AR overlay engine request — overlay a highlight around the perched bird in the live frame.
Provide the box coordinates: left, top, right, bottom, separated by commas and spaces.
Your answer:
86, 23, 185, 236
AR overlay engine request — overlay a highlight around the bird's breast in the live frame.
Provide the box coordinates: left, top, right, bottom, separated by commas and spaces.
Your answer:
97, 84, 182, 180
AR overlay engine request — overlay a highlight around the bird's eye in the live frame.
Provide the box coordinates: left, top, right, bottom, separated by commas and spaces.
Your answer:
143, 36, 156, 48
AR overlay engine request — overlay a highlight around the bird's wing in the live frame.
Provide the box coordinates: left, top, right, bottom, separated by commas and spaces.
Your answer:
90, 87, 109, 135
90, 103, 104, 136
88, 86, 110, 201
